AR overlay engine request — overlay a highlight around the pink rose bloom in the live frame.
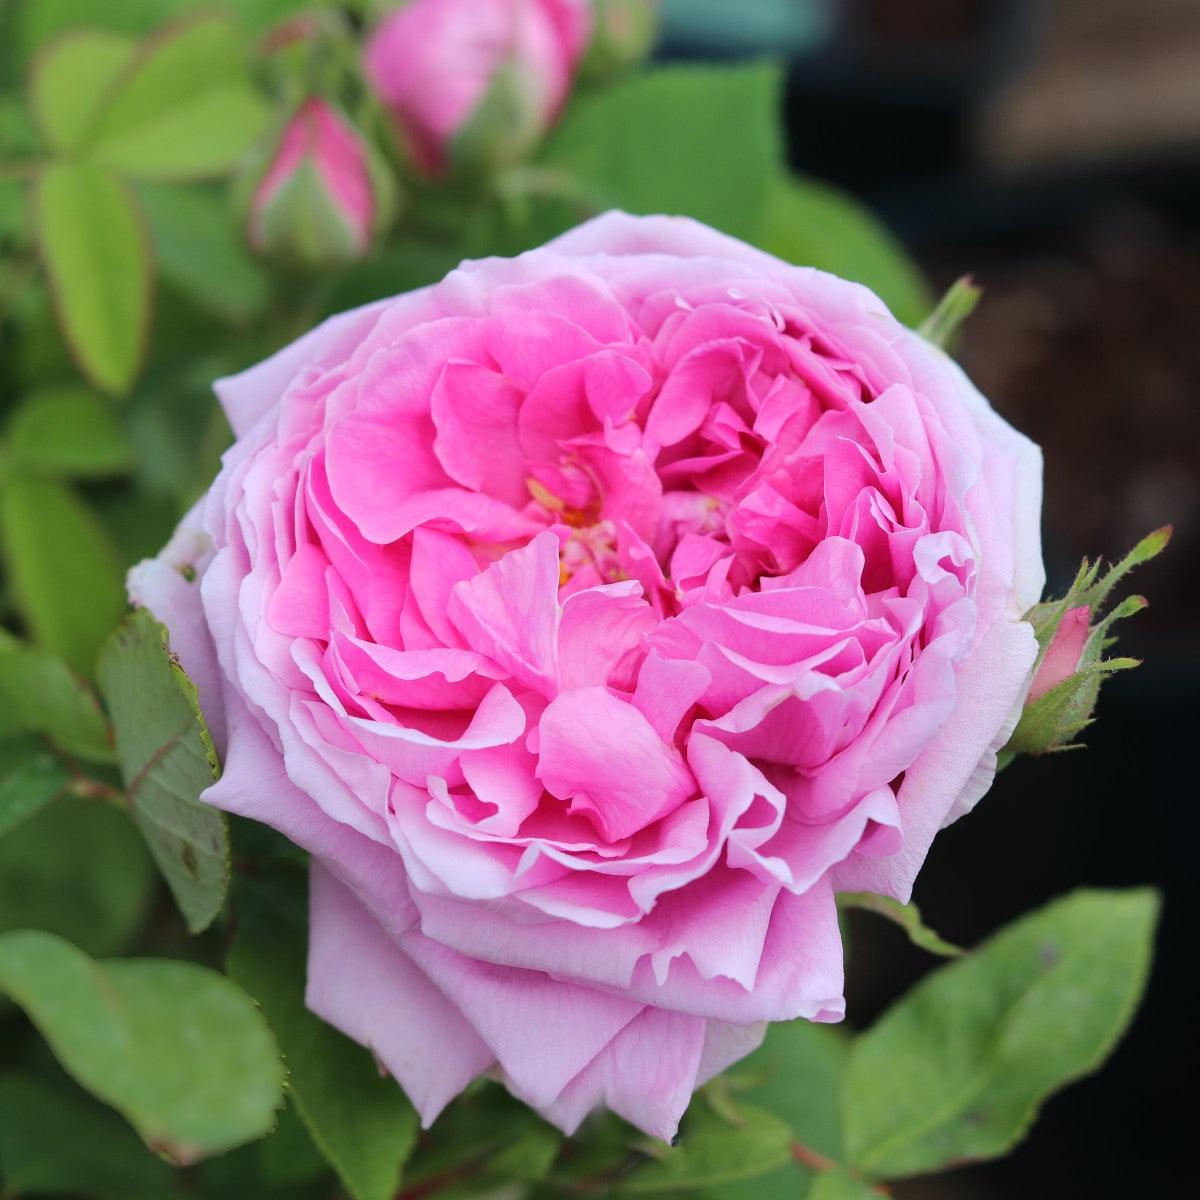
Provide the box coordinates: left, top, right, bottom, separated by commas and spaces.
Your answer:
1028, 605, 1089, 700
250, 98, 377, 263
363, 0, 591, 176
131, 213, 1044, 1140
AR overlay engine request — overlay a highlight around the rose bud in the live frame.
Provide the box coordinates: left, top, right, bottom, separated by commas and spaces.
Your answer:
580, 0, 657, 82
131, 213, 1045, 1140
246, 98, 390, 268
363, 0, 591, 177
1027, 605, 1090, 701
1005, 526, 1170, 757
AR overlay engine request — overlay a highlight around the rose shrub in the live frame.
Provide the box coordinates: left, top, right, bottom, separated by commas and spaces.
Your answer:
130, 212, 1044, 1139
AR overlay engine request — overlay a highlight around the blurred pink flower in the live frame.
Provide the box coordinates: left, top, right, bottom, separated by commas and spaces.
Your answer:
363, 0, 591, 175
250, 98, 376, 263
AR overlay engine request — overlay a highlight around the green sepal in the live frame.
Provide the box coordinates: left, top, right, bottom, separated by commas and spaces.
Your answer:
1007, 525, 1171, 756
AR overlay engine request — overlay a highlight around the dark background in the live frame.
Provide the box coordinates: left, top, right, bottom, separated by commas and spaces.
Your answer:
665, 2, 1197, 1196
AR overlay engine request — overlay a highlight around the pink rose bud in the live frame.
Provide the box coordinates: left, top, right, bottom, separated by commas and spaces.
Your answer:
363, 0, 591, 177
1027, 605, 1090, 701
581, 0, 657, 81
249, 99, 382, 267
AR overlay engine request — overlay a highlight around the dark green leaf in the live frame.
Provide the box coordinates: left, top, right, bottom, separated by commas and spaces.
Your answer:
88, 15, 272, 181
0, 795, 155, 956
97, 610, 229, 933
838, 893, 963, 958
33, 161, 151, 394
139, 182, 270, 321
4, 385, 134, 479
28, 30, 134, 151
0, 735, 68, 840
0, 1071, 180, 1200
227, 867, 419, 1200
0, 929, 284, 1163
0, 474, 127, 674
760, 173, 932, 328
843, 889, 1160, 1177
542, 63, 783, 240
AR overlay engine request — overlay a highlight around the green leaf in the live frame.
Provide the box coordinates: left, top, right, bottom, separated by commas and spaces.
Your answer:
0, 1071, 180, 1200
405, 1082, 562, 1193
0, 795, 155, 957
612, 1101, 794, 1193
28, 30, 135, 151
918, 276, 981, 350
0, 474, 127, 674
732, 1020, 847, 1158
5, 385, 134, 479
760, 173, 933, 328
808, 1169, 886, 1199
88, 15, 272, 181
843, 889, 1160, 1177
838, 893, 963, 958
542, 63, 783, 240
139, 182, 270, 321
0, 929, 284, 1163
227, 867, 419, 1200
705, 1021, 848, 1200
33, 161, 151, 394
97, 610, 229, 934
0, 646, 113, 762
0, 735, 68, 840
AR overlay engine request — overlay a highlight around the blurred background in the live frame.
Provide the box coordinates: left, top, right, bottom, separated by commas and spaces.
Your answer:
659, 1, 1198, 1196
1, 2, 1194, 1197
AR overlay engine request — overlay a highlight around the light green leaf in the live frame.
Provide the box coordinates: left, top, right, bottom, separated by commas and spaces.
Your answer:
0, 795, 155, 956
97, 610, 229, 934
0, 646, 113, 762
0, 474, 127, 674
761, 173, 932, 328
227, 867, 419, 1200
5, 385, 134, 479
838, 892, 963, 958
0, 735, 67, 840
843, 889, 1160, 1177
28, 30, 134, 151
613, 1102, 794, 1193
0, 929, 284, 1163
33, 161, 151, 394
542, 63, 783, 239
0, 1072, 180, 1200
918, 276, 981, 350
138, 182, 270, 321
89, 15, 272, 180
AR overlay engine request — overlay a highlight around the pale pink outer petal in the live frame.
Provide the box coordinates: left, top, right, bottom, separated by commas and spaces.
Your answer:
307, 863, 493, 1125
204, 683, 415, 937
212, 297, 393, 437
537, 1007, 708, 1140
126, 500, 227, 752
399, 934, 642, 1108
